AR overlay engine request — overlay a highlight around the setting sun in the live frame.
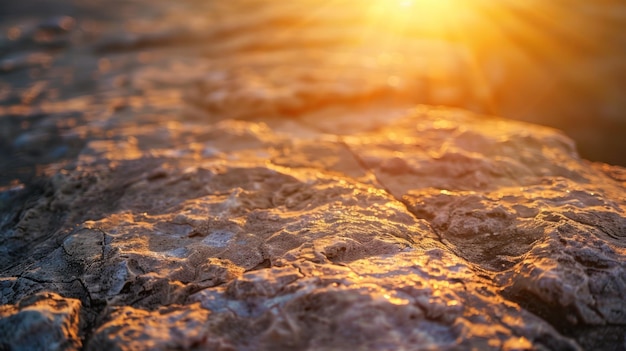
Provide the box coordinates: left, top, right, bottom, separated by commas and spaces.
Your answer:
363, 0, 476, 37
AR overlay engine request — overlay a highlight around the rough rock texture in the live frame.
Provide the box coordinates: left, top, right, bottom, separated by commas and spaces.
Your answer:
2, 107, 625, 350
1, 0, 626, 350
0, 292, 82, 350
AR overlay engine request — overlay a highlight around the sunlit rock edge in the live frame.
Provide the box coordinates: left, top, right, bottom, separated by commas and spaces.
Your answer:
0, 106, 624, 351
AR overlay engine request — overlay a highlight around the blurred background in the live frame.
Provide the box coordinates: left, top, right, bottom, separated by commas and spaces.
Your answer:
1, 0, 626, 188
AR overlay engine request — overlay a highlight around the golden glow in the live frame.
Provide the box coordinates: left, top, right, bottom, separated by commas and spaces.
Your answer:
181, 0, 621, 158
343, 0, 609, 119
396, 0, 457, 14
365, 0, 472, 35
373, 0, 457, 12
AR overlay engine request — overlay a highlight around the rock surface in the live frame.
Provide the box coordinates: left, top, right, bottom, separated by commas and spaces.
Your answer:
0, 292, 82, 350
1, 1, 626, 350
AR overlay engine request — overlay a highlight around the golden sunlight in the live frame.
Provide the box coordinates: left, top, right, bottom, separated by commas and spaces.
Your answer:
365, 0, 472, 35
397, 0, 457, 14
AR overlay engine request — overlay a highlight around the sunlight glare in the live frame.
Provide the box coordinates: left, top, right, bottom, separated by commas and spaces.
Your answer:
398, 0, 457, 14
366, 0, 469, 36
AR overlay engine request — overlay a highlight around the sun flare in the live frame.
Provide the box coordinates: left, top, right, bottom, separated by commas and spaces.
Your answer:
364, 0, 478, 38
397, 0, 457, 13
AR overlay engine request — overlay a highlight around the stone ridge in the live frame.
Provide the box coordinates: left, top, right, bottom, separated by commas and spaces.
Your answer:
1, 107, 624, 350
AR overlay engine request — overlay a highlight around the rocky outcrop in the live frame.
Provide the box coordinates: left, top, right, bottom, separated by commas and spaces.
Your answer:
1, 0, 625, 350
1, 106, 625, 350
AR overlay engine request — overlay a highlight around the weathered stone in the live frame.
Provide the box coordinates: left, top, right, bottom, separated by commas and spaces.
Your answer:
3, 107, 623, 349
0, 292, 82, 351
87, 304, 211, 351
